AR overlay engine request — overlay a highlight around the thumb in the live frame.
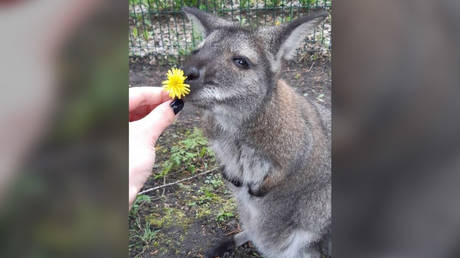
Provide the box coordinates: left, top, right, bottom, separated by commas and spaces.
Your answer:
140, 99, 182, 142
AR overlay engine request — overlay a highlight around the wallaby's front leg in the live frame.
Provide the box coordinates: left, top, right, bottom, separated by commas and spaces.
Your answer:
234, 231, 249, 246
206, 231, 249, 258
248, 171, 284, 197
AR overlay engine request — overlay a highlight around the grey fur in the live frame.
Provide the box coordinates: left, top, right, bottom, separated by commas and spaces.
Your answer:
182, 7, 330, 258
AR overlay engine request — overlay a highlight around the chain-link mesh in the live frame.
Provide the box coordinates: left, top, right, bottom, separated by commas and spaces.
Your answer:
129, 0, 331, 65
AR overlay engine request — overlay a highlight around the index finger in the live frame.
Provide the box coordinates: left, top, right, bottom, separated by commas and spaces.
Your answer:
129, 87, 171, 112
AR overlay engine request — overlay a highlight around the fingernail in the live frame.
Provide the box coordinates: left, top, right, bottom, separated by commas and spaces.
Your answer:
170, 99, 184, 115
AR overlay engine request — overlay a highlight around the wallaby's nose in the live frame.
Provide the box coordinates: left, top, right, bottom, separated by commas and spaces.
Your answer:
184, 66, 200, 82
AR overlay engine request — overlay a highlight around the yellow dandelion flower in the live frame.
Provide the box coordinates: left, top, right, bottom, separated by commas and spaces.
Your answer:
162, 68, 190, 99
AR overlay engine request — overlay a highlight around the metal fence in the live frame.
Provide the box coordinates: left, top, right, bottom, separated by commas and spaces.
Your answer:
129, 0, 331, 65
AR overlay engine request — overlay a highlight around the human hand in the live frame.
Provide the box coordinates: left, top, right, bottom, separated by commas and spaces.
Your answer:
129, 87, 184, 209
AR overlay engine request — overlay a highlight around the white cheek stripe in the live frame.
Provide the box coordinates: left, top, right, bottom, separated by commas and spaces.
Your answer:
198, 87, 234, 101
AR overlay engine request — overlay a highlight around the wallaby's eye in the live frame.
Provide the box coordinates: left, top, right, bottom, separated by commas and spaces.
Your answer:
232, 57, 250, 69
191, 49, 200, 55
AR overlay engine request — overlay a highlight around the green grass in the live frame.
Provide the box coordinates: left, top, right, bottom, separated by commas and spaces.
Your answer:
128, 127, 238, 256
216, 210, 235, 222
129, 217, 159, 254
130, 194, 151, 216
155, 127, 215, 179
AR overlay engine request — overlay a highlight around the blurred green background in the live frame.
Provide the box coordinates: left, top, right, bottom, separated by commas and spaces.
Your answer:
0, 1, 127, 257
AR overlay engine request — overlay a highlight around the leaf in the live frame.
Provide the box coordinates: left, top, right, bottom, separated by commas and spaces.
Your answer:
136, 194, 151, 203
199, 147, 207, 157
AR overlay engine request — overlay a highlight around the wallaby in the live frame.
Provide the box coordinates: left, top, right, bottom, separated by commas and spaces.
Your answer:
182, 7, 331, 258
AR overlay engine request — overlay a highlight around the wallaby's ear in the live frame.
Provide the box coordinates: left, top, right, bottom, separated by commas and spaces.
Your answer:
258, 9, 328, 62
183, 7, 235, 38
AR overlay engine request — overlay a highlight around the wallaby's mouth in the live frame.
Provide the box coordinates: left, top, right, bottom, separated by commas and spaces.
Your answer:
183, 82, 223, 110
182, 66, 221, 108
183, 87, 212, 109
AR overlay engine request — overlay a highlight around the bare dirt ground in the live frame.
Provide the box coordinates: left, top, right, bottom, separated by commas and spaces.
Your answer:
128, 56, 331, 257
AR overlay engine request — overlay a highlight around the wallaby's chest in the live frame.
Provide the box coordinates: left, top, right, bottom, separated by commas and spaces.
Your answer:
210, 138, 272, 188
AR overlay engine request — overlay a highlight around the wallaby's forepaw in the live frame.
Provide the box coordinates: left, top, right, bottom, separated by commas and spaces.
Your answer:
206, 237, 235, 258
247, 184, 268, 197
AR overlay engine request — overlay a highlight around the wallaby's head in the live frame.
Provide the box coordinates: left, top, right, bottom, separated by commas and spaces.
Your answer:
182, 7, 327, 114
